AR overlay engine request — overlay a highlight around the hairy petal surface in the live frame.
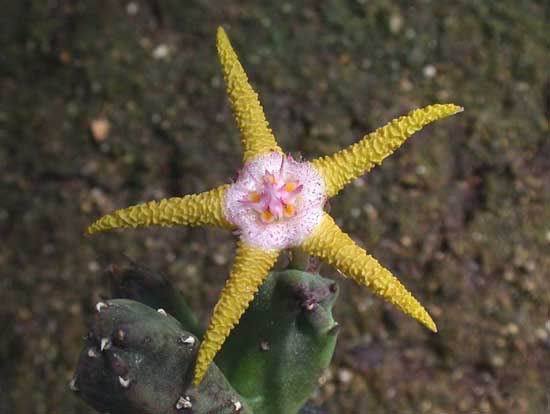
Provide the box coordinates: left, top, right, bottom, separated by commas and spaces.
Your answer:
193, 242, 280, 384
86, 185, 232, 234
224, 153, 326, 250
312, 104, 463, 197
300, 213, 437, 332
217, 27, 282, 161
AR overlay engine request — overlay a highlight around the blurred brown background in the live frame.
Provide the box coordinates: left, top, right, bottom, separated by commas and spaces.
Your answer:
1, 1, 548, 413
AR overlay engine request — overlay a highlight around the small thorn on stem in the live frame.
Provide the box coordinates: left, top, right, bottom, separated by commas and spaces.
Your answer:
180, 335, 195, 346
100, 337, 111, 351
157, 308, 167, 316
69, 377, 78, 392
96, 302, 108, 312
118, 375, 131, 388
305, 301, 316, 311
232, 399, 243, 412
176, 395, 192, 410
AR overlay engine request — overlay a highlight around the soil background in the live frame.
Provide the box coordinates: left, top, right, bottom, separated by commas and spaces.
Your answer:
1, 1, 549, 413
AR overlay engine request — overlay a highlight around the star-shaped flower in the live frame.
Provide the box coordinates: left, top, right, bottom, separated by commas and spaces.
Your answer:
86, 27, 462, 385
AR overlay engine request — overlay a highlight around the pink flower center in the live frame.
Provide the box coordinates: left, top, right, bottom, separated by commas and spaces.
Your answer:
224, 152, 326, 249
241, 170, 303, 224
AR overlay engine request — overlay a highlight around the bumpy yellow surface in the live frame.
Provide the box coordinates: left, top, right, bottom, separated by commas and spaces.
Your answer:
86, 27, 462, 385
86, 185, 232, 234
216, 27, 282, 161
193, 242, 280, 384
312, 104, 463, 197
301, 214, 437, 332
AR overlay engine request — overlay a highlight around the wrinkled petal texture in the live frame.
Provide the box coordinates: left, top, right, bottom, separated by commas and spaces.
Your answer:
224, 152, 326, 250
86, 185, 233, 234
194, 241, 279, 384
301, 213, 437, 332
217, 27, 282, 162
312, 104, 463, 197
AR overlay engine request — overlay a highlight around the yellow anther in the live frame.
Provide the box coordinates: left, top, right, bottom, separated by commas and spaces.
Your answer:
283, 204, 296, 218
248, 192, 261, 203
260, 210, 275, 223
284, 182, 298, 192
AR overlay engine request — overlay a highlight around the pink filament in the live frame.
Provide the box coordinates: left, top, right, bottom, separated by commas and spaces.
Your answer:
241, 159, 303, 223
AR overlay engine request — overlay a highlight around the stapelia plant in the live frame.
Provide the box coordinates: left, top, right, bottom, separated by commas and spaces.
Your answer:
86, 27, 462, 384
72, 260, 338, 414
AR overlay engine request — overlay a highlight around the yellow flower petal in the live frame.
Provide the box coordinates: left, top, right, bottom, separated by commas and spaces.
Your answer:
86, 185, 232, 234
300, 213, 437, 332
312, 104, 463, 197
284, 181, 298, 192
193, 242, 279, 384
216, 27, 282, 161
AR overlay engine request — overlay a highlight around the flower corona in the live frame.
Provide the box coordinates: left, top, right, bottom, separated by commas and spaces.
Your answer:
224, 153, 325, 250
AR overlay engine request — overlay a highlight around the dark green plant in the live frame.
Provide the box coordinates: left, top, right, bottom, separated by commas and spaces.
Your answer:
107, 258, 202, 336
216, 269, 339, 414
72, 299, 248, 414
71, 260, 338, 413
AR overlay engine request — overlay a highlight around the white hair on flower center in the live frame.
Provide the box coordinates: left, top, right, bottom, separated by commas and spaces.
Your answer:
224, 152, 326, 250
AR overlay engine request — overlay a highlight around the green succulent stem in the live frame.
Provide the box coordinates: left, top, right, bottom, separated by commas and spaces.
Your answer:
72, 261, 337, 414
